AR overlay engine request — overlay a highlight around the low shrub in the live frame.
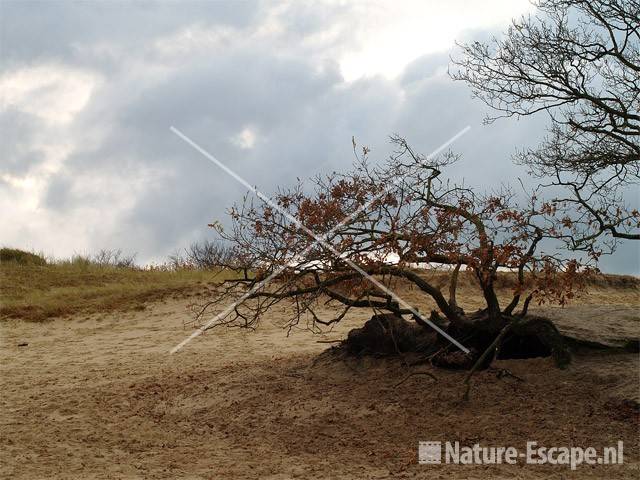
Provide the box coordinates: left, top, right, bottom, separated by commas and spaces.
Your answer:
0, 248, 46, 266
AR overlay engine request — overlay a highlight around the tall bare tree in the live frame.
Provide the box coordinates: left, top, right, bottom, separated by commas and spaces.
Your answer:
452, 0, 639, 251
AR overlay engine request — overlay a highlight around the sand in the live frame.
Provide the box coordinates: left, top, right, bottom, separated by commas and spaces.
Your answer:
1, 294, 638, 479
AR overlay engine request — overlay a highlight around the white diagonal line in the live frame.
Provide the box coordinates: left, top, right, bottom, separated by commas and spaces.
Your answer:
170, 126, 471, 354
169, 264, 288, 354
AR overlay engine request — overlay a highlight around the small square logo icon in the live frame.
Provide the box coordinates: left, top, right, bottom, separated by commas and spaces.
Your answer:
419, 441, 442, 464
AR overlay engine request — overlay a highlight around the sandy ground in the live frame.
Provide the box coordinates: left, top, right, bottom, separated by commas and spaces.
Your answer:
1, 293, 638, 479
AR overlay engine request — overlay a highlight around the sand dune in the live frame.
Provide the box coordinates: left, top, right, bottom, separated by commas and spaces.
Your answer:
1, 292, 638, 479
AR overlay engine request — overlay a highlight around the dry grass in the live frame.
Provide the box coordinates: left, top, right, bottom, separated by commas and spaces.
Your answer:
2, 255, 637, 323
0, 262, 239, 322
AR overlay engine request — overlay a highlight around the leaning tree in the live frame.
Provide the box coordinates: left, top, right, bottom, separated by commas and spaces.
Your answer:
196, 137, 602, 395
452, 0, 640, 252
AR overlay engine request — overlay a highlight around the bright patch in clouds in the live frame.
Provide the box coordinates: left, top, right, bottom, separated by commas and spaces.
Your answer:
336, 0, 534, 80
232, 127, 258, 150
0, 65, 99, 125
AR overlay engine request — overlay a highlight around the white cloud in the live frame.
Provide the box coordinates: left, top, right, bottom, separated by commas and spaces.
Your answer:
232, 127, 258, 150
0, 64, 99, 125
329, 0, 535, 80
152, 24, 237, 58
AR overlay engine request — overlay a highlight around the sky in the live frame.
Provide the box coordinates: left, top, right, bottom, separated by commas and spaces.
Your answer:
1, 0, 637, 273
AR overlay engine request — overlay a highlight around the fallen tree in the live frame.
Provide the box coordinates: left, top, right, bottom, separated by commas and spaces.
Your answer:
195, 137, 628, 397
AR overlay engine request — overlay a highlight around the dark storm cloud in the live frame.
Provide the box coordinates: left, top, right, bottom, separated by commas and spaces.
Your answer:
40, 46, 541, 259
399, 52, 450, 84
0, 0, 262, 69
42, 48, 400, 256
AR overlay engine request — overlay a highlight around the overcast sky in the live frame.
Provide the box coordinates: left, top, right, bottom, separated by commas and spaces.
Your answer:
1, 0, 637, 273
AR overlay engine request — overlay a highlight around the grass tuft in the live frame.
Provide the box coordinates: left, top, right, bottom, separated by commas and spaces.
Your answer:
0, 261, 238, 321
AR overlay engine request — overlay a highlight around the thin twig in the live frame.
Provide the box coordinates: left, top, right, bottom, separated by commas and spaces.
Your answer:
394, 371, 438, 387
491, 367, 525, 383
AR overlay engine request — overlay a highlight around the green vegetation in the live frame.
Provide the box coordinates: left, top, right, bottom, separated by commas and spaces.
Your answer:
0, 248, 47, 266
0, 248, 239, 321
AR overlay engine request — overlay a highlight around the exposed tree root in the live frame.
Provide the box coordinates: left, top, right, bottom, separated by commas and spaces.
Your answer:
344, 314, 438, 357
332, 311, 634, 401
462, 321, 515, 401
